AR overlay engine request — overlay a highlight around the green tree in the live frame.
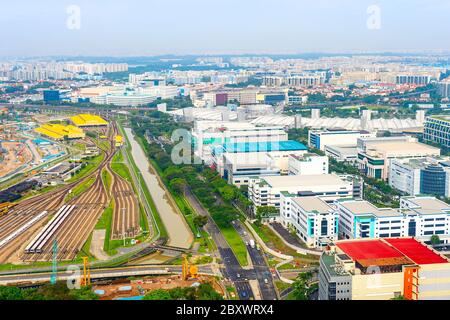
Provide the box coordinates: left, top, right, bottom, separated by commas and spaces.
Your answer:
170, 178, 187, 194
291, 272, 313, 300
219, 185, 236, 202
193, 215, 208, 228
0, 286, 24, 300
431, 235, 441, 245
143, 289, 172, 300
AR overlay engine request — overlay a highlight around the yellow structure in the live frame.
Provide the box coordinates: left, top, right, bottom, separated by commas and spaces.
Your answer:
115, 135, 123, 147
70, 114, 108, 127
182, 254, 198, 280
35, 123, 85, 140
81, 256, 91, 287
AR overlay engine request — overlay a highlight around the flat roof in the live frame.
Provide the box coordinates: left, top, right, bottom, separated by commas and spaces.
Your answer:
366, 141, 440, 155
338, 200, 401, 218
337, 239, 404, 261
292, 196, 332, 214
403, 197, 450, 215
325, 144, 358, 155
263, 173, 348, 188
221, 140, 307, 153
385, 238, 448, 265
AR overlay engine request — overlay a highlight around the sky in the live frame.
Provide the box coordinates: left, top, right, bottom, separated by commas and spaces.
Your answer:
1, 0, 450, 57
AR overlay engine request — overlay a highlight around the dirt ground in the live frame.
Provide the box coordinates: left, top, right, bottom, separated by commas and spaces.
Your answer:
0, 141, 33, 178
93, 275, 225, 300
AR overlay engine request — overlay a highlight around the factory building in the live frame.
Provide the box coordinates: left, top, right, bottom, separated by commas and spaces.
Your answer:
280, 195, 338, 248
357, 136, 440, 180
389, 157, 450, 196
423, 116, 450, 148
288, 153, 329, 175
319, 238, 450, 300
191, 121, 288, 163
308, 129, 375, 151
248, 174, 361, 219
336, 196, 450, 244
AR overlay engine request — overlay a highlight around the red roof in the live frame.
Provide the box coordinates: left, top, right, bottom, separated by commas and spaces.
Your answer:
336, 240, 404, 260
385, 238, 447, 265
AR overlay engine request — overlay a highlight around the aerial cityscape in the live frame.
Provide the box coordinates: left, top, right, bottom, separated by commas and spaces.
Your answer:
2, 0, 450, 307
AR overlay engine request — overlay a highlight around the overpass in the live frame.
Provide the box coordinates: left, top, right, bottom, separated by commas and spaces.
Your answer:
0, 264, 217, 286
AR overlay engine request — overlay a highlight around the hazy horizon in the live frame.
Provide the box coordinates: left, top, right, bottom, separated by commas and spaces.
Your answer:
2, 0, 450, 57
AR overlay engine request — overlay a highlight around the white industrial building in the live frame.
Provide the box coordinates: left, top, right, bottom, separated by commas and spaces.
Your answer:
280, 195, 338, 248
248, 174, 361, 219
250, 109, 427, 133
357, 136, 441, 180
288, 154, 329, 175
191, 121, 289, 163
325, 145, 358, 163
336, 196, 450, 244
308, 129, 376, 151
389, 157, 450, 196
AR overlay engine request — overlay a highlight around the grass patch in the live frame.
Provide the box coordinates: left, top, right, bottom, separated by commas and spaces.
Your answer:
101, 168, 112, 192
252, 223, 319, 266
66, 153, 104, 183
212, 218, 248, 266
65, 175, 96, 202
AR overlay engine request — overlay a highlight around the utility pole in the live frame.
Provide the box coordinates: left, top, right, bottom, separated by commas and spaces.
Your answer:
122, 207, 126, 246
50, 239, 58, 285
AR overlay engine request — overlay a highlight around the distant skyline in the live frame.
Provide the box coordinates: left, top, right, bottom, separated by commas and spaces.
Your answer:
2, 0, 450, 57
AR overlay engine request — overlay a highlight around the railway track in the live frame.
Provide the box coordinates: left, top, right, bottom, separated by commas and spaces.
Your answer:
0, 124, 116, 263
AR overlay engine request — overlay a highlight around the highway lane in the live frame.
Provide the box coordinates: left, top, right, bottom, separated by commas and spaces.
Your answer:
184, 188, 255, 300
233, 220, 278, 300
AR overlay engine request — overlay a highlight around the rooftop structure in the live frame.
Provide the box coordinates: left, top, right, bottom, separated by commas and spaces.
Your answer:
34, 123, 85, 140
337, 196, 450, 242
320, 237, 450, 300
70, 114, 108, 127
213, 140, 307, 155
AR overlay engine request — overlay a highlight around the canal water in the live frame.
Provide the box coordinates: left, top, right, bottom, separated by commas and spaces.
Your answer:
124, 127, 192, 249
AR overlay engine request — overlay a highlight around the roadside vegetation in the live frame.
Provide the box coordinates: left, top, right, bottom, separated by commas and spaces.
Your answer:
130, 112, 251, 266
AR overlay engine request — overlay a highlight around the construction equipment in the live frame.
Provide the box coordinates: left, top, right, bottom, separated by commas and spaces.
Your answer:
81, 256, 91, 287
182, 254, 198, 281
0, 202, 15, 217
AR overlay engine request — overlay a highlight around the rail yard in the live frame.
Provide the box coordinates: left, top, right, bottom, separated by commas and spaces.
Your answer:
0, 115, 146, 264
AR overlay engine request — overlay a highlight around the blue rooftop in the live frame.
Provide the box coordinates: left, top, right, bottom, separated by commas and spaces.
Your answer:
213, 140, 307, 155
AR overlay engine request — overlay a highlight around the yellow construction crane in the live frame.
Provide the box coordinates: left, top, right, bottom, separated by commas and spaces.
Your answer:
81, 256, 91, 287
182, 254, 198, 281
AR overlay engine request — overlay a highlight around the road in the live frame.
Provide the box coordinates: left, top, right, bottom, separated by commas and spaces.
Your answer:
232, 220, 278, 300
184, 188, 256, 300
0, 264, 215, 285
185, 188, 277, 300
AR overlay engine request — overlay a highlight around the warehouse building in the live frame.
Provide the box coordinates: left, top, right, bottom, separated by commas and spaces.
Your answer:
34, 123, 85, 140
319, 238, 450, 300
70, 114, 108, 127
213, 140, 308, 174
